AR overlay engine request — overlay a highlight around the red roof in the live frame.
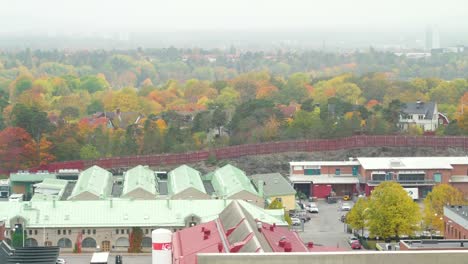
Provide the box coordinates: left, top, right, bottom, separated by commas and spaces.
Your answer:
172, 221, 225, 264
259, 222, 308, 252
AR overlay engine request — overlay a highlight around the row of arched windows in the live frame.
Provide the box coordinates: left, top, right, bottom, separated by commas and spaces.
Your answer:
7, 237, 153, 248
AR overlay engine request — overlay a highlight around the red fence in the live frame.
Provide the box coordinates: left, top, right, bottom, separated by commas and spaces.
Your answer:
40, 135, 468, 171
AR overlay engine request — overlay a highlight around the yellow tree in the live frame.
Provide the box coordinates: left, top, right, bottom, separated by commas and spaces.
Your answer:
423, 184, 464, 234
346, 198, 369, 236
367, 182, 421, 239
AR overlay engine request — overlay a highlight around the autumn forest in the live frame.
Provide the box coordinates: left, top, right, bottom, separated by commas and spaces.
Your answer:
1, 48, 468, 173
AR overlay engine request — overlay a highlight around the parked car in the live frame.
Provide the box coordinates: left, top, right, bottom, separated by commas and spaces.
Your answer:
350, 240, 362, 249
341, 203, 351, 211
291, 217, 301, 226
348, 236, 359, 245
326, 196, 338, 204
56, 258, 66, 264
306, 203, 319, 213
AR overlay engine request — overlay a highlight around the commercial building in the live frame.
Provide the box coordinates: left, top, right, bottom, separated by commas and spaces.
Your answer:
31, 178, 69, 201
444, 205, 468, 240
68, 165, 113, 200
289, 161, 360, 199
289, 157, 468, 199
168, 165, 211, 200
121, 165, 158, 199
250, 173, 296, 210
206, 164, 263, 207
0, 179, 9, 198
0, 199, 285, 252
172, 201, 309, 264
9, 171, 57, 200
399, 239, 468, 250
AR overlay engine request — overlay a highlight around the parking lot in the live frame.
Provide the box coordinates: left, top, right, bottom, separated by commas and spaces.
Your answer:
59, 253, 151, 264
295, 199, 357, 250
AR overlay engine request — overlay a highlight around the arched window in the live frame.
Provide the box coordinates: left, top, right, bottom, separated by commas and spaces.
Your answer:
115, 237, 129, 248
25, 238, 38, 247
57, 238, 73, 248
82, 237, 97, 248
142, 237, 152, 248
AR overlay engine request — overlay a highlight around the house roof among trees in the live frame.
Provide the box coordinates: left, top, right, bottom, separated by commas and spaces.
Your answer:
401, 101, 436, 119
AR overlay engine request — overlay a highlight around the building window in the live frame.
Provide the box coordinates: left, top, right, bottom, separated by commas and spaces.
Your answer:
68, 230, 71, 235
63, 230, 66, 235
116, 229, 119, 234
433, 173, 442, 183
335, 169, 341, 175
29, 230, 32, 235
87, 229, 90, 235
145, 229, 148, 235
304, 168, 321, 175
126, 229, 129, 234
58, 230, 61, 235
93, 229, 96, 235
121, 229, 124, 234
34, 230, 38, 235
82, 230, 85, 235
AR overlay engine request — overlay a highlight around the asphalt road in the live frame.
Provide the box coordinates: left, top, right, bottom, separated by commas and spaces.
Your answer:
298, 200, 355, 249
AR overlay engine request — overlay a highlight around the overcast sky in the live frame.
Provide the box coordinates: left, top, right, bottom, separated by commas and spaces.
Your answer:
0, 0, 467, 33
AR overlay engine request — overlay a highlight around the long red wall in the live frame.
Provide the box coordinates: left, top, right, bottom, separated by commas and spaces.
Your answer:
37, 135, 468, 171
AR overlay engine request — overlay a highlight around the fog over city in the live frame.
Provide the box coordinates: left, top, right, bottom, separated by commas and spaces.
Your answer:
1, 0, 468, 49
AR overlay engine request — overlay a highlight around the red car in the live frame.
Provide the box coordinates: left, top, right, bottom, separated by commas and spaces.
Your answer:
350, 240, 362, 249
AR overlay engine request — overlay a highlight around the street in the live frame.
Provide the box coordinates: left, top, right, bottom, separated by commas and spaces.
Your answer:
297, 200, 355, 249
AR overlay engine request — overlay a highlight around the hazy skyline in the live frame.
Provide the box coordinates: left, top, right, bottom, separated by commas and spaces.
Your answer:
1, 0, 468, 33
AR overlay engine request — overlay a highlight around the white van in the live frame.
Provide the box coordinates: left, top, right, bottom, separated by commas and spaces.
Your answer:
8, 193, 24, 202
90, 252, 109, 264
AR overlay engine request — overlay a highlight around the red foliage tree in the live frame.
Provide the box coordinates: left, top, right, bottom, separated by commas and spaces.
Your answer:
0, 127, 35, 172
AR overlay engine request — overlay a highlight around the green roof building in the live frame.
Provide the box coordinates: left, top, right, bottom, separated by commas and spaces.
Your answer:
121, 165, 158, 199
9, 171, 57, 200
209, 164, 263, 207
0, 199, 286, 252
31, 178, 69, 202
68, 166, 113, 201
250, 173, 296, 210
168, 165, 210, 199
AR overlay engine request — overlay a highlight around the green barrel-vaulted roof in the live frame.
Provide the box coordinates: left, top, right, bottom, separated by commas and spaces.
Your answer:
210, 164, 258, 197
168, 165, 206, 195
122, 165, 158, 197
68, 165, 113, 199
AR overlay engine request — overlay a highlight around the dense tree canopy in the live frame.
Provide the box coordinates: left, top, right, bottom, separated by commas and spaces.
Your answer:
0, 48, 467, 172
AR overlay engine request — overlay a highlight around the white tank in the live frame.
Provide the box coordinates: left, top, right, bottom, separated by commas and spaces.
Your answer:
152, 228, 173, 264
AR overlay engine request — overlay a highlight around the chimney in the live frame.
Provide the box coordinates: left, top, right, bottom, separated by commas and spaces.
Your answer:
166, 199, 171, 209
307, 242, 314, 249
258, 180, 264, 197
269, 225, 274, 231
110, 198, 113, 208
284, 242, 292, 252
218, 243, 223, 253
279, 239, 286, 247
257, 221, 262, 232
52, 198, 56, 208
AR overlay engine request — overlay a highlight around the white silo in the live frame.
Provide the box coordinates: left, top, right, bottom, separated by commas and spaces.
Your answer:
152, 228, 173, 264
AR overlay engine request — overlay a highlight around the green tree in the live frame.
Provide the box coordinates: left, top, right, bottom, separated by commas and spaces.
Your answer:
423, 184, 465, 234
346, 198, 369, 236
211, 106, 227, 136
12, 229, 27, 248
268, 198, 292, 226
87, 100, 104, 114
287, 109, 322, 138
367, 182, 421, 239
79, 144, 100, 160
